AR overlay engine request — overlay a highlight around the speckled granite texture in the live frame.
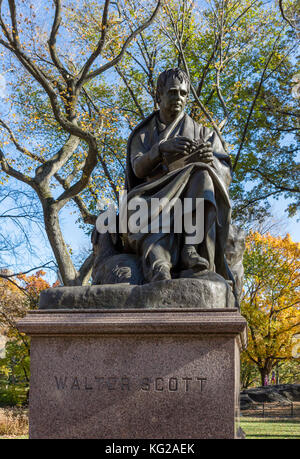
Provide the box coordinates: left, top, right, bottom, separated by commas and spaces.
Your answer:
18, 309, 247, 439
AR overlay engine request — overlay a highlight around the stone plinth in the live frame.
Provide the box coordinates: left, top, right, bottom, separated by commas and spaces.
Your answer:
17, 309, 247, 439
38, 275, 236, 310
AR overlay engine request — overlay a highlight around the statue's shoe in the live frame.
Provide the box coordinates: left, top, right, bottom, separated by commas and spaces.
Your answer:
151, 263, 172, 282
181, 245, 209, 270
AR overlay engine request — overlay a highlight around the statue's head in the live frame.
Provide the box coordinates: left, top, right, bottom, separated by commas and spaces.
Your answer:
156, 68, 190, 117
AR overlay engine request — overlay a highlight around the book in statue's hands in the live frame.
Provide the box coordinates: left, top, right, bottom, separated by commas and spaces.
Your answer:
163, 140, 212, 172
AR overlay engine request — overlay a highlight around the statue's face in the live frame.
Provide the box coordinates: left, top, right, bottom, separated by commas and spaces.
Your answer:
159, 77, 189, 118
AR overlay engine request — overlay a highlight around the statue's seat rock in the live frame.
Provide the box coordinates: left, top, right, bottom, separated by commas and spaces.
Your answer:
39, 272, 235, 310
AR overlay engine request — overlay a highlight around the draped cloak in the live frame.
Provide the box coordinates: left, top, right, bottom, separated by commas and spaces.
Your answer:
122, 110, 233, 283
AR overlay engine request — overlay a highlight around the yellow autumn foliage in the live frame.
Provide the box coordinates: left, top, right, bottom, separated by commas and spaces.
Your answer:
241, 231, 300, 384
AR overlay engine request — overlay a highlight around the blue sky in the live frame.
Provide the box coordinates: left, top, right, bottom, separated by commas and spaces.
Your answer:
0, 0, 298, 284
1, 190, 298, 285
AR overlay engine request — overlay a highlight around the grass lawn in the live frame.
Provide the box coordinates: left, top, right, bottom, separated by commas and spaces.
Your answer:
1, 415, 300, 439
0, 435, 28, 439
240, 417, 300, 439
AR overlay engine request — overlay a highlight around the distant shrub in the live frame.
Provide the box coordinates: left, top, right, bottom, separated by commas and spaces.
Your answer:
0, 407, 28, 437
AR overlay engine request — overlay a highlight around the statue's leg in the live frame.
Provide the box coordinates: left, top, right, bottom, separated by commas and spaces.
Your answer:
141, 233, 180, 283
181, 245, 209, 270
147, 242, 172, 282
198, 207, 216, 271
181, 169, 216, 270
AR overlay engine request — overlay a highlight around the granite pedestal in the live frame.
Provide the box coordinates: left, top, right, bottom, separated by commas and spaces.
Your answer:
18, 305, 247, 439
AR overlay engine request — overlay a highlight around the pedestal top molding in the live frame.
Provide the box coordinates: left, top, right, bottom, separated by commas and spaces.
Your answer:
17, 309, 247, 347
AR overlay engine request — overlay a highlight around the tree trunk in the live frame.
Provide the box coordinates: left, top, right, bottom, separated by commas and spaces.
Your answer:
42, 199, 78, 286
259, 359, 273, 386
259, 367, 270, 386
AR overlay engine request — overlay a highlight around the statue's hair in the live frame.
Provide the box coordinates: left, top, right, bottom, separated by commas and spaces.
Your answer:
156, 68, 190, 103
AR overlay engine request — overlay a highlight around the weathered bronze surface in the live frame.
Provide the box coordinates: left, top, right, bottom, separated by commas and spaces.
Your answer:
92, 68, 243, 302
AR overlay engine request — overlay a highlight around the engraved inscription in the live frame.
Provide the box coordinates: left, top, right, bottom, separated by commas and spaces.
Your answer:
54, 376, 207, 392
141, 377, 206, 392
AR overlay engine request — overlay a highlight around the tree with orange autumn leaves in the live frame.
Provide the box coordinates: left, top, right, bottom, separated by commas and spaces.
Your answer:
0, 1, 298, 286
241, 232, 300, 386
0, 270, 54, 404
0, 269, 54, 326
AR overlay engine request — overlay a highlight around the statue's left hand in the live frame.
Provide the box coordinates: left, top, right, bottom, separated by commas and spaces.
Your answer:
191, 141, 214, 163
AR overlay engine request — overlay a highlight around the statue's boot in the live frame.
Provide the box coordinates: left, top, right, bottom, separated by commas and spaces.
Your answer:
150, 261, 172, 282
181, 245, 209, 270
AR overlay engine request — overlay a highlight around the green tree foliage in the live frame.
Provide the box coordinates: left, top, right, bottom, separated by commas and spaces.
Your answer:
0, 0, 162, 285
0, 0, 298, 284
109, 0, 300, 224
0, 271, 52, 406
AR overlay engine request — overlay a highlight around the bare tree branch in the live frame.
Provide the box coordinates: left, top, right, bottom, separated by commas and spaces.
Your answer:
0, 118, 81, 188
0, 148, 35, 187
0, 118, 42, 163
0, 0, 12, 42
233, 34, 283, 170
0, 0, 163, 287
251, 168, 300, 193
116, 65, 145, 119
35, 135, 81, 185
77, 252, 94, 285
82, 0, 162, 84
278, 0, 300, 31
48, 0, 71, 81
163, 2, 228, 152
0, 261, 57, 279
229, 0, 260, 28
237, 190, 283, 212
54, 172, 97, 225
215, 1, 229, 128
73, 196, 97, 225
8, 0, 19, 45
76, 0, 111, 88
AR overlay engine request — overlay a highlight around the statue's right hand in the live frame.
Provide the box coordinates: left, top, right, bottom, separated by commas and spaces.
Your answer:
160, 136, 193, 157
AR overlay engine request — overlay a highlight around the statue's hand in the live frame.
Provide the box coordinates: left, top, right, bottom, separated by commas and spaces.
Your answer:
160, 136, 193, 159
191, 141, 214, 163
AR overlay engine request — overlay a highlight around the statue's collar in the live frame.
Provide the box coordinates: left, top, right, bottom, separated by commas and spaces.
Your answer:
156, 110, 185, 131
155, 111, 186, 143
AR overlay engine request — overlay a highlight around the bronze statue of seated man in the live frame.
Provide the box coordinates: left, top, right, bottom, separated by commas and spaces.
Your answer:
119, 68, 233, 284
